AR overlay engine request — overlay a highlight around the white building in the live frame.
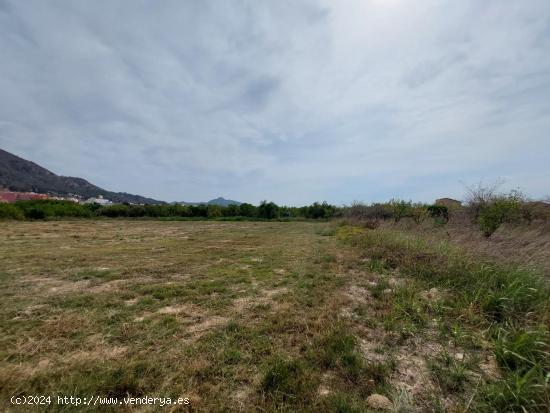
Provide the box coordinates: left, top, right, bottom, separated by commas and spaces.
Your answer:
83, 195, 113, 206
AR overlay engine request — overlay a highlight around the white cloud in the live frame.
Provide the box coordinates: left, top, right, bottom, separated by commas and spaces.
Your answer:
0, 0, 549, 204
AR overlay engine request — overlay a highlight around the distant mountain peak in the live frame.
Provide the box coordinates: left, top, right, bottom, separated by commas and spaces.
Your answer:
207, 197, 241, 206
171, 197, 242, 206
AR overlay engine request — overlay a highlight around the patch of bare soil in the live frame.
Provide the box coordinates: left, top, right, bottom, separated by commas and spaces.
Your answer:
341, 274, 480, 411
17, 276, 91, 296
157, 304, 200, 315
419, 287, 444, 302
230, 386, 253, 407
232, 287, 289, 313
65, 346, 128, 364
124, 298, 138, 306
89, 279, 128, 293
187, 316, 229, 333
12, 304, 49, 320
317, 372, 335, 398
338, 283, 373, 320
135, 303, 231, 339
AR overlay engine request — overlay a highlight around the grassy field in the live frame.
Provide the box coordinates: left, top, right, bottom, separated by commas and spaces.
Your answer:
0, 221, 548, 412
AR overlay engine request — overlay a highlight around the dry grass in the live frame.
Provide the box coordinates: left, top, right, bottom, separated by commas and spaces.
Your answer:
379, 218, 550, 278
0, 221, 361, 411
1, 220, 547, 412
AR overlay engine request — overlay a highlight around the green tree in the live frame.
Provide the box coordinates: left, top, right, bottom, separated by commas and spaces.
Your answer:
239, 203, 256, 217
207, 204, 222, 218
258, 201, 279, 219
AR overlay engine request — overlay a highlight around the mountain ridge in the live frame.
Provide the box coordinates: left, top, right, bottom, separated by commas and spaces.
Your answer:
0, 148, 164, 204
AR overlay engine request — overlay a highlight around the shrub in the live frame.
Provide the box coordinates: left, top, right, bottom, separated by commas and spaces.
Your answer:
465, 183, 527, 236
478, 194, 523, 236
389, 199, 413, 222
25, 207, 47, 219
127, 205, 146, 217
258, 201, 280, 219
0, 203, 24, 220
342, 202, 393, 222
13, 200, 93, 219
464, 181, 503, 220
223, 204, 240, 217
99, 205, 130, 218
342, 203, 369, 222
426, 205, 449, 223
206, 204, 222, 218
411, 205, 428, 224
304, 202, 337, 219
363, 219, 380, 229
188, 204, 208, 217
239, 203, 256, 217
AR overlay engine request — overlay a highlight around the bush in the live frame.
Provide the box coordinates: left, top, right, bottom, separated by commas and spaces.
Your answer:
426, 205, 449, 223
188, 204, 208, 217
303, 202, 337, 219
239, 203, 256, 217
206, 205, 222, 218
222, 204, 240, 217
342, 202, 393, 222
258, 201, 280, 219
390, 199, 413, 222
478, 194, 523, 236
2, 199, 338, 221
99, 205, 130, 218
0, 203, 24, 220
26, 207, 47, 219
15, 200, 93, 219
411, 205, 428, 224
465, 183, 526, 236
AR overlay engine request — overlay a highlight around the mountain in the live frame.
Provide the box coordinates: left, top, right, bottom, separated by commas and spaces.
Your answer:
206, 197, 242, 206
172, 197, 242, 206
0, 148, 163, 204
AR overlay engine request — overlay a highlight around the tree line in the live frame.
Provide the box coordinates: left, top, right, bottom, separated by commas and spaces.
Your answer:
0, 200, 338, 220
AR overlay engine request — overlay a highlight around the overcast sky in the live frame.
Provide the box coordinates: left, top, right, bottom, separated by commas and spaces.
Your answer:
1, 0, 549, 204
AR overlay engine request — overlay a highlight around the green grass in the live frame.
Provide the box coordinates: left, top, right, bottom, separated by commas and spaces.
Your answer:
315, 326, 366, 381
428, 352, 470, 393
338, 225, 550, 412
1, 220, 547, 412
261, 356, 316, 404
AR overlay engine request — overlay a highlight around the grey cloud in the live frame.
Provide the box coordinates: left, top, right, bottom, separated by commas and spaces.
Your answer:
0, 0, 549, 204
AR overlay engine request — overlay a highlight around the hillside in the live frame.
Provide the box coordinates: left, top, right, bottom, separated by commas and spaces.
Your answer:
0, 149, 163, 204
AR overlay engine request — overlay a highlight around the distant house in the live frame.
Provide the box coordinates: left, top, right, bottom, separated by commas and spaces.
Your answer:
0, 191, 49, 203
83, 195, 112, 206
49, 195, 81, 203
435, 198, 462, 208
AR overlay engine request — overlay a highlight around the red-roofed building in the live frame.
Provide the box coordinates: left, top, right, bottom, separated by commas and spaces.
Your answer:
0, 191, 50, 203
